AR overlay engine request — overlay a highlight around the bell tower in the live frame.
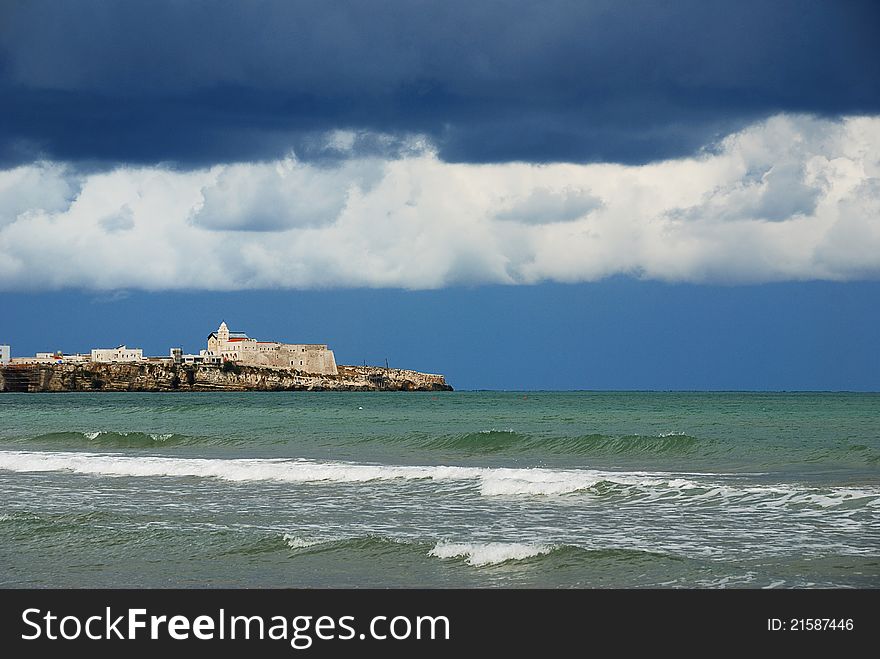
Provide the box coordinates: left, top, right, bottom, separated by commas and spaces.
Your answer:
217, 321, 230, 346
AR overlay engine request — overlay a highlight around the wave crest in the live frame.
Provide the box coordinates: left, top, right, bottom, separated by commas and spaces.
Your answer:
421, 431, 706, 456
429, 541, 553, 566
1, 450, 877, 510
21, 431, 194, 448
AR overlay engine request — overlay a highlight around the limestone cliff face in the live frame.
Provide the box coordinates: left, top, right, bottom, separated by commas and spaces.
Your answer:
0, 362, 452, 393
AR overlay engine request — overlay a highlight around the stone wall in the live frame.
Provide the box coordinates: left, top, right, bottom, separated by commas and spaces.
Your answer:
236, 345, 338, 375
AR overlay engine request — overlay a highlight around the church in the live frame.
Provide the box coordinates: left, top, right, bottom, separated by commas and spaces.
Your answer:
206, 322, 338, 375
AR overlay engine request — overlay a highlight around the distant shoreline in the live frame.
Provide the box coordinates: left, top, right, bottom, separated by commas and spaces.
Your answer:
0, 362, 452, 393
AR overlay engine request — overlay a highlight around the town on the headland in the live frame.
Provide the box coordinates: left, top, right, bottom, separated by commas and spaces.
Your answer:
0, 322, 451, 393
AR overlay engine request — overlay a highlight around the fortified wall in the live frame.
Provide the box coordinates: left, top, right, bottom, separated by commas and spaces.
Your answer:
206, 322, 338, 375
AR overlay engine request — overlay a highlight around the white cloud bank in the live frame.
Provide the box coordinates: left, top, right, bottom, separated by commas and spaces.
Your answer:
0, 114, 878, 291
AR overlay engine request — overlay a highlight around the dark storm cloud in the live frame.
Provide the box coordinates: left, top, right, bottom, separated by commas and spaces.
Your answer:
0, 0, 878, 167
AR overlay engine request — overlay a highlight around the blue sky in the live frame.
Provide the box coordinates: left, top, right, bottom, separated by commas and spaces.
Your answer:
1, 1, 878, 390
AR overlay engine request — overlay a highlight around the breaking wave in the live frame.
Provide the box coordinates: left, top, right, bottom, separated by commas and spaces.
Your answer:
1, 450, 878, 511
0, 449, 700, 496
282, 533, 329, 550
429, 541, 553, 566
13, 431, 197, 448
6, 430, 878, 466
278, 534, 426, 558
278, 534, 685, 568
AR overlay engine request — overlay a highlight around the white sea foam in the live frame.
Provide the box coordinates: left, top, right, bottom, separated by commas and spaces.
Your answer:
0, 450, 876, 509
480, 469, 701, 496
763, 580, 786, 589
282, 534, 327, 549
429, 541, 553, 566
83, 431, 134, 440
0, 450, 702, 496
82, 431, 173, 441
0, 451, 480, 484
668, 483, 880, 509
480, 468, 605, 496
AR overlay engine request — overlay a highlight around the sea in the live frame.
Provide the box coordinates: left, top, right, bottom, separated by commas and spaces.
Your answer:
0, 391, 877, 588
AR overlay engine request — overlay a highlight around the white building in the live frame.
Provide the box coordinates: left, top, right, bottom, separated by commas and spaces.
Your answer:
35, 352, 90, 364
61, 353, 91, 364
206, 321, 338, 375
0, 345, 9, 365
170, 347, 221, 365
11, 351, 64, 364
91, 345, 144, 363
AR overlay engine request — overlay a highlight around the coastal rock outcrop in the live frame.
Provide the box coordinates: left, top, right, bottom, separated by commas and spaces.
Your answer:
0, 362, 452, 393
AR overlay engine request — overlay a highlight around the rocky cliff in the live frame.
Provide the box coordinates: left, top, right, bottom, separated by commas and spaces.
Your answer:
0, 362, 452, 392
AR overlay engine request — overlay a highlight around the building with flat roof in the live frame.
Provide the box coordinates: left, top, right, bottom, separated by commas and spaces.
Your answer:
91, 345, 144, 363
0, 345, 9, 365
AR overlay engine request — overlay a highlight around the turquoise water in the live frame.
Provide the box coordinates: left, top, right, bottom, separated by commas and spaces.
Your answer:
0, 391, 877, 587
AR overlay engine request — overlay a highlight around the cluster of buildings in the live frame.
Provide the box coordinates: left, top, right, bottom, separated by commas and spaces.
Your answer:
0, 322, 338, 376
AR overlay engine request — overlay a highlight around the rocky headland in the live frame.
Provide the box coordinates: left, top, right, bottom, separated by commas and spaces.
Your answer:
0, 362, 452, 393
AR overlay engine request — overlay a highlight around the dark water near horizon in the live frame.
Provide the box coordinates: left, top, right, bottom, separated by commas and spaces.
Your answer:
0, 391, 877, 588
